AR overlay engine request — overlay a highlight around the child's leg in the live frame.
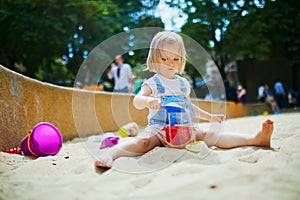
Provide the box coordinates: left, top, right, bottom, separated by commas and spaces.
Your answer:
94, 135, 162, 168
195, 119, 274, 148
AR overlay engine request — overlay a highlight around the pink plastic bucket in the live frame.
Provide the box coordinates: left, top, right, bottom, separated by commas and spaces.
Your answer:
21, 122, 62, 157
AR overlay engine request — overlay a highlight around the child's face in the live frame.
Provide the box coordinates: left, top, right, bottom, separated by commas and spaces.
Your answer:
157, 42, 181, 79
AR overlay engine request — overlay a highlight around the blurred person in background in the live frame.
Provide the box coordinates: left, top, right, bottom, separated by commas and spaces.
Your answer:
108, 55, 134, 93
237, 83, 247, 104
263, 83, 280, 113
274, 78, 286, 109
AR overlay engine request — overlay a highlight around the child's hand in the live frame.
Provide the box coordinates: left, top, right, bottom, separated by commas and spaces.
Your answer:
147, 97, 162, 109
211, 114, 226, 123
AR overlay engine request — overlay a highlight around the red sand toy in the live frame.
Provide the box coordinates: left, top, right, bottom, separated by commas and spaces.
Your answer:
161, 104, 196, 149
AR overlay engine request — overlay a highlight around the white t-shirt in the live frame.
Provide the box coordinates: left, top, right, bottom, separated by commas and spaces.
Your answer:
108, 63, 133, 90
144, 74, 191, 97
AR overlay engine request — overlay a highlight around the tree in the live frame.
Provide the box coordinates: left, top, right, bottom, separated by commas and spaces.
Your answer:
0, 0, 119, 83
221, 0, 300, 88
0, 0, 162, 86
167, 0, 299, 89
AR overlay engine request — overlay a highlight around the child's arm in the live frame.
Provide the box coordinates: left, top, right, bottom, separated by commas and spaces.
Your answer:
133, 84, 161, 110
191, 104, 226, 123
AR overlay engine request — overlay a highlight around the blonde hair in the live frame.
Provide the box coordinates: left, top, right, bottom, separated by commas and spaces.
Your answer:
146, 31, 186, 74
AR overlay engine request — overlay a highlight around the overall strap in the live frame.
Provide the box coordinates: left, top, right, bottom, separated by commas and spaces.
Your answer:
178, 76, 187, 93
153, 76, 165, 93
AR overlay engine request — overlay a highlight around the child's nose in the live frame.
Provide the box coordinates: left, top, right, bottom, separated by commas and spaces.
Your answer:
167, 59, 174, 65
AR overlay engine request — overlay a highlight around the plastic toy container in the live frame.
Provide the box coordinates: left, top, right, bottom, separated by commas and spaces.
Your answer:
162, 125, 194, 147
21, 122, 62, 157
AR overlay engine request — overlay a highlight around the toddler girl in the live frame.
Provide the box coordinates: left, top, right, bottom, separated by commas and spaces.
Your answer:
95, 31, 273, 168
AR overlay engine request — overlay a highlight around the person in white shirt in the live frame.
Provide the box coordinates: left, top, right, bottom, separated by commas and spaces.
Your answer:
108, 55, 133, 93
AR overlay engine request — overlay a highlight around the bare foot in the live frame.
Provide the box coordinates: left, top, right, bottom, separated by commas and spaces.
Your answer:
94, 159, 113, 169
94, 149, 114, 169
254, 119, 274, 147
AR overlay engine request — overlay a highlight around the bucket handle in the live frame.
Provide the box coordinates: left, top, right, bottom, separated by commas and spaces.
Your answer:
27, 130, 39, 157
161, 129, 195, 148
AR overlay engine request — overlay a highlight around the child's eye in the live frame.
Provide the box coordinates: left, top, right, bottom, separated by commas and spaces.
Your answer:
162, 58, 167, 61
174, 58, 179, 61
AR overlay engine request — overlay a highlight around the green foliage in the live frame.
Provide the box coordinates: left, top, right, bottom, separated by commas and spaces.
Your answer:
1, 0, 298, 87
171, 0, 300, 79
220, 0, 300, 63
0, 0, 161, 85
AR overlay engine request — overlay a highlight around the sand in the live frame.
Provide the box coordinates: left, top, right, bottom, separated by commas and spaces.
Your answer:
1, 113, 300, 200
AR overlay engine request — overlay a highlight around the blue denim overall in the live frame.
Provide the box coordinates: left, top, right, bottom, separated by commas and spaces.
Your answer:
148, 76, 195, 126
